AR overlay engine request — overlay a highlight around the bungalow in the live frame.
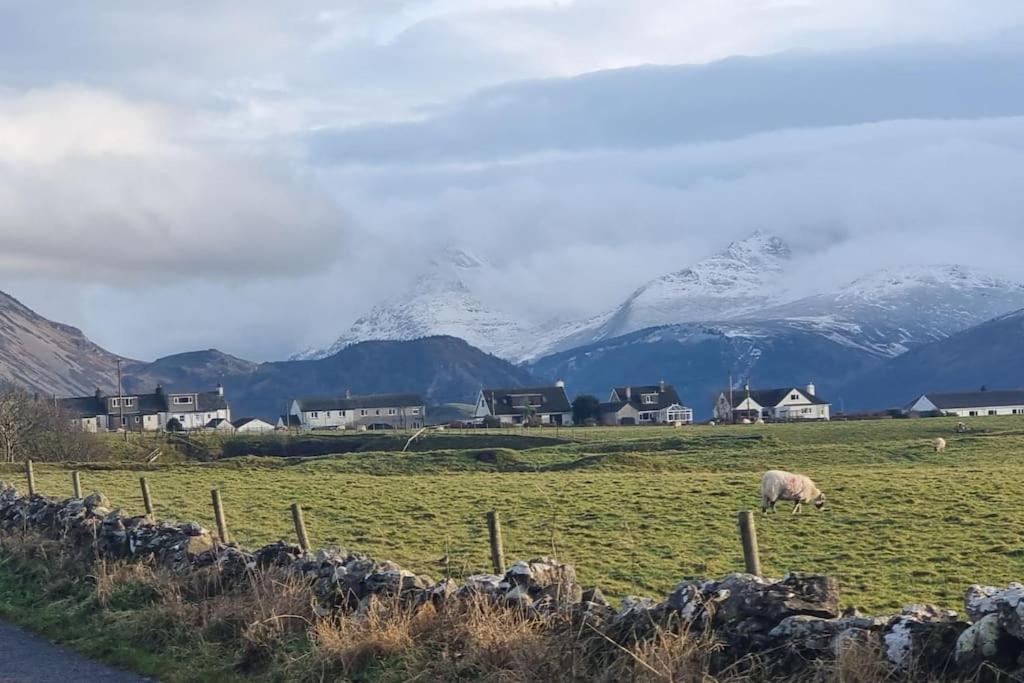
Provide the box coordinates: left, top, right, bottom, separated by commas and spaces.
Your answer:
600, 381, 693, 425
58, 384, 230, 432
232, 417, 276, 433
289, 392, 425, 430
904, 390, 1024, 417
714, 383, 830, 423
474, 383, 573, 426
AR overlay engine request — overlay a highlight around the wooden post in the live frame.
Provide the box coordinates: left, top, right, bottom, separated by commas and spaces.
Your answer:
486, 510, 505, 575
738, 511, 762, 577
291, 503, 311, 552
25, 460, 35, 497
72, 471, 82, 499
140, 477, 154, 518
211, 489, 229, 544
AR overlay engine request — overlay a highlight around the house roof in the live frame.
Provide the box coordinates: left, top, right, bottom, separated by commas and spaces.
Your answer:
57, 387, 227, 417
481, 386, 571, 416
911, 390, 1024, 410
278, 414, 302, 427
232, 417, 271, 428
206, 418, 233, 429
57, 396, 105, 418
610, 384, 684, 411
295, 393, 424, 412
727, 387, 829, 408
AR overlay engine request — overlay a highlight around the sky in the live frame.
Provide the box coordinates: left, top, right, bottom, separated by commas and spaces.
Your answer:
2, 0, 1024, 360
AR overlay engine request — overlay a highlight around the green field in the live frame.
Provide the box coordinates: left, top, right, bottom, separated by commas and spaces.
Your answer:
5, 417, 1024, 613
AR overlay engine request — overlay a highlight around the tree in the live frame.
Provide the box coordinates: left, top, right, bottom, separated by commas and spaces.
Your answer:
0, 384, 102, 463
572, 394, 602, 425
0, 385, 37, 463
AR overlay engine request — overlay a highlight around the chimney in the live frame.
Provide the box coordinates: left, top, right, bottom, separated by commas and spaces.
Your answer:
625, 387, 632, 400
805, 381, 816, 397
555, 380, 565, 389
155, 384, 164, 396
345, 388, 352, 399
216, 383, 224, 397
94, 387, 103, 399
659, 380, 666, 393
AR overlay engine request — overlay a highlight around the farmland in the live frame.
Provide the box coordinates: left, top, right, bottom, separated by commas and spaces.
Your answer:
6, 417, 1024, 613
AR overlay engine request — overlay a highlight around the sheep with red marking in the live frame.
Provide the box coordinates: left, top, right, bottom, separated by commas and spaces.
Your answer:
761, 470, 826, 514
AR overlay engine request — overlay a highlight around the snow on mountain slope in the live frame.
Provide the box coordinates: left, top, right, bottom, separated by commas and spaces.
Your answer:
754, 264, 1024, 355
293, 248, 529, 360
522, 231, 794, 359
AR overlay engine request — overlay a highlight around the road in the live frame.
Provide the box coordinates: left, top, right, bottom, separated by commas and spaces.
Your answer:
0, 621, 150, 682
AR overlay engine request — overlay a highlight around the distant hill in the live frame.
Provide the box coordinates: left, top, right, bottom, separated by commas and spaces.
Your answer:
125, 336, 537, 420
0, 290, 129, 395
838, 309, 1024, 411
529, 320, 885, 420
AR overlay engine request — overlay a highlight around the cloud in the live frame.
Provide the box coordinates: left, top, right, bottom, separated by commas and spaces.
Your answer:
308, 42, 1024, 164
0, 86, 344, 282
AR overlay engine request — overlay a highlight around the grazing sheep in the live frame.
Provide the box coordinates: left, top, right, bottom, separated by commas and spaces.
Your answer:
956, 422, 970, 434
761, 470, 826, 515
933, 437, 947, 453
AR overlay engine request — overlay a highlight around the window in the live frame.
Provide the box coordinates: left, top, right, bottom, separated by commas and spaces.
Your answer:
121, 417, 127, 426
375, 409, 381, 415
641, 393, 658, 405
411, 408, 420, 415
388, 408, 397, 415
172, 396, 193, 405
311, 411, 319, 418
134, 416, 140, 423
988, 410, 998, 416
969, 411, 978, 417
791, 394, 799, 400
361, 409, 367, 416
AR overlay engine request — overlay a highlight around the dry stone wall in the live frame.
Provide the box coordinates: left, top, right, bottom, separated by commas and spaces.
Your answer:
1, 481, 1022, 678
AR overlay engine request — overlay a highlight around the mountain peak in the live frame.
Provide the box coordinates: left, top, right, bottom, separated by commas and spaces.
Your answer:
723, 231, 791, 261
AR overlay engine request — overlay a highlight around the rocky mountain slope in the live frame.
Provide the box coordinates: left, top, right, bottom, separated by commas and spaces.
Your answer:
837, 308, 1024, 410
0, 290, 128, 395
122, 349, 261, 395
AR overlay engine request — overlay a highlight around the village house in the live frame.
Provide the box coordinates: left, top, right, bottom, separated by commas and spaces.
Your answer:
58, 384, 230, 433
231, 417, 276, 433
714, 382, 830, 423
289, 392, 425, 430
474, 383, 573, 425
903, 389, 1024, 417
600, 381, 693, 425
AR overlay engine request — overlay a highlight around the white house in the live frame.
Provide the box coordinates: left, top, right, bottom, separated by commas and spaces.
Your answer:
714, 383, 830, 423
904, 390, 1024, 417
59, 384, 231, 432
474, 383, 573, 425
600, 382, 693, 425
289, 392, 425, 430
232, 417, 276, 433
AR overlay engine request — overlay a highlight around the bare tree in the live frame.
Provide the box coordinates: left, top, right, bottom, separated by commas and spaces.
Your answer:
0, 384, 102, 463
0, 385, 39, 463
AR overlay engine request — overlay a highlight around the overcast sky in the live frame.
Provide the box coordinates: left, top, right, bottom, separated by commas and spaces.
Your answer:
2, 1, 1024, 360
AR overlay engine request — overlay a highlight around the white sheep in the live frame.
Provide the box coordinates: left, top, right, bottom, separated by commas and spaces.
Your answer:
933, 437, 947, 453
761, 470, 826, 514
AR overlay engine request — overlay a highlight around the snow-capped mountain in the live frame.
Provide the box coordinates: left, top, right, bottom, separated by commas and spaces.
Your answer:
521, 231, 794, 359
753, 264, 1024, 356
293, 247, 529, 360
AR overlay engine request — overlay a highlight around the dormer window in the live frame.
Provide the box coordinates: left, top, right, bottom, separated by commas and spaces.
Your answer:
110, 397, 136, 408
641, 393, 658, 405
173, 396, 193, 405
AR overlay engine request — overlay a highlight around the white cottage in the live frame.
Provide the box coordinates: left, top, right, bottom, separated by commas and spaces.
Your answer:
714, 383, 830, 423
474, 383, 573, 425
290, 393, 425, 430
904, 390, 1024, 417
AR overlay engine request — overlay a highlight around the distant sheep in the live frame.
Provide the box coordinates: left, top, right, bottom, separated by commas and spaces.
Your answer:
933, 437, 947, 453
761, 470, 826, 514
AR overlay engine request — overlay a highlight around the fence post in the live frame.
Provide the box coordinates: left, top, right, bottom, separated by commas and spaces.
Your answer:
72, 470, 82, 499
211, 489, 230, 545
737, 511, 762, 577
140, 477, 154, 518
25, 460, 35, 497
486, 510, 506, 575
291, 503, 311, 552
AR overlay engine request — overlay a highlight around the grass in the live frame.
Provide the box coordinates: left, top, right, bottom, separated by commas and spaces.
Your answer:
5, 417, 1024, 613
